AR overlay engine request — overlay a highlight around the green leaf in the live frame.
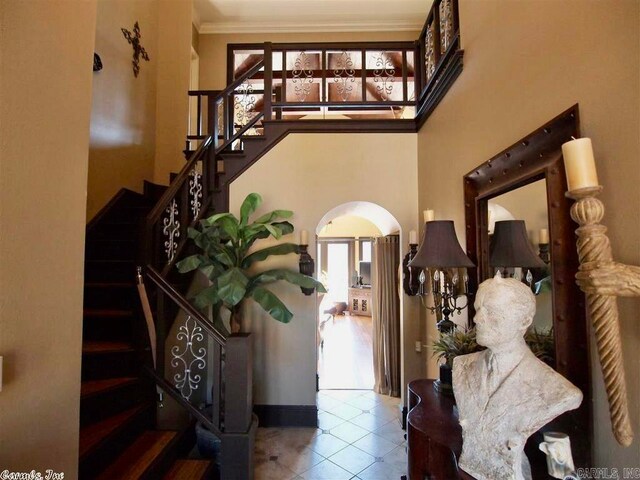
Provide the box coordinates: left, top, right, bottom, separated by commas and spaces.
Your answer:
176, 255, 203, 273
251, 286, 293, 323
218, 215, 239, 242
254, 210, 293, 224
241, 243, 299, 269
217, 267, 249, 306
249, 269, 327, 293
273, 221, 294, 236
192, 285, 220, 309
201, 212, 235, 227
263, 223, 281, 239
240, 193, 262, 227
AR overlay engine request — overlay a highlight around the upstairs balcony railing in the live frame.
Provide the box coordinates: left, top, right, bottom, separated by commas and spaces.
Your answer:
186, 0, 462, 146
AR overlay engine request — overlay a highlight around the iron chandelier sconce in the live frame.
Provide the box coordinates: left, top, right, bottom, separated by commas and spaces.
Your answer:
409, 220, 475, 332
402, 243, 421, 296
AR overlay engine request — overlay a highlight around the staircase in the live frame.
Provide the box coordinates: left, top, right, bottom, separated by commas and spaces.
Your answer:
79, 187, 216, 479
79, 6, 464, 477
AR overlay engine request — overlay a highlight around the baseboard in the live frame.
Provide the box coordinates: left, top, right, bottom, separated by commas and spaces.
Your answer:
253, 404, 318, 428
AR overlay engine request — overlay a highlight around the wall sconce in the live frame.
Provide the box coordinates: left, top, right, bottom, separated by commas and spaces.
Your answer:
298, 230, 315, 296
563, 137, 640, 447
538, 228, 550, 264
489, 220, 546, 287
409, 220, 475, 332
402, 230, 421, 296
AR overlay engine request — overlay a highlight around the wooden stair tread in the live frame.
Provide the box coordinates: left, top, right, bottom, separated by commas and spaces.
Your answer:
83, 340, 134, 354
163, 460, 211, 479
81, 377, 138, 398
79, 404, 148, 458
96, 430, 177, 480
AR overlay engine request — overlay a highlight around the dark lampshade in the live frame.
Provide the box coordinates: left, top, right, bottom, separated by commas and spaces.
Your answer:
490, 220, 546, 268
408, 220, 475, 268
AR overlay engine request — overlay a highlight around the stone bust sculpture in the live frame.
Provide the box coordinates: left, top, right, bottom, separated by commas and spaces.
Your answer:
453, 275, 583, 480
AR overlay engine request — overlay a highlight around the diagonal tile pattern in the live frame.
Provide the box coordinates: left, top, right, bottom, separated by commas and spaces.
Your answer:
255, 389, 407, 480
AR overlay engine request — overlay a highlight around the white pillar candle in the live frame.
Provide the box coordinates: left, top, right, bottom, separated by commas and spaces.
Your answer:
539, 228, 549, 244
562, 138, 599, 191
409, 230, 417, 244
423, 209, 435, 222
300, 230, 308, 245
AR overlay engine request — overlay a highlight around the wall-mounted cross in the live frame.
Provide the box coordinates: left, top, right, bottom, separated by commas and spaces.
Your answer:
121, 21, 150, 78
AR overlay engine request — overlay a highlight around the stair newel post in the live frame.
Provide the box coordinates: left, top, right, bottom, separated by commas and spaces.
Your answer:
263, 42, 273, 122
210, 340, 222, 431
223, 92, 232, 146
209, 95, 218, 148
156, 289, 167, 379
220, 332, 256, 480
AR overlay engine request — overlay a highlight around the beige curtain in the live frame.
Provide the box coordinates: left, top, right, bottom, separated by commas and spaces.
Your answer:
372, 235, 401, 397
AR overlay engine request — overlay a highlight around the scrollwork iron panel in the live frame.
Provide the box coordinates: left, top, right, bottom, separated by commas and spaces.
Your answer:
162, 199, 180, 262
425, 23, 436, 82
439, 0, 454, 54
188, 169, 202, 219
291, 51, 314, 102
171, 315, 207, 401
372, 51, 395, 101
333, 51, 356, 102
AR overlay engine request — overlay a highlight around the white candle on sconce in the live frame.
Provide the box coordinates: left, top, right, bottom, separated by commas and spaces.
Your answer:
539, 228, 549, 244
562, 137, 599, 191
409, 230, 417, 244
423, 209, 435, 222
300, 230, 308, 245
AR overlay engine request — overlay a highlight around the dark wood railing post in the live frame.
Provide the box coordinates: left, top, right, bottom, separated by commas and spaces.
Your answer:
263, 42, 272, 122
211, 341, 222, 431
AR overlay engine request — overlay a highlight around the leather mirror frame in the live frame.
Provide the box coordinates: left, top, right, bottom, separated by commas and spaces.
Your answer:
462, 104, 591, 467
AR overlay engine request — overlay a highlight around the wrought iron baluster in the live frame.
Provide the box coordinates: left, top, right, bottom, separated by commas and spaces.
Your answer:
171, 315, 207, 401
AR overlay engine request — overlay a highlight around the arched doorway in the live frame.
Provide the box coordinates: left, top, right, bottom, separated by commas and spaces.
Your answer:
315, 202, 402, 394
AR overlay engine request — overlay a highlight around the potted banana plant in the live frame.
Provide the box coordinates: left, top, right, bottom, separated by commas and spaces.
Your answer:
177, 193, 326, 334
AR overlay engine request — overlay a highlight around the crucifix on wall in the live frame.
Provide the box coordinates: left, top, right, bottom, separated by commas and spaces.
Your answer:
121, 21, 150, 77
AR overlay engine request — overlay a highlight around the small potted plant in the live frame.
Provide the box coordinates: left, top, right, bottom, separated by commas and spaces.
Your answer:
431, 327, 485, 395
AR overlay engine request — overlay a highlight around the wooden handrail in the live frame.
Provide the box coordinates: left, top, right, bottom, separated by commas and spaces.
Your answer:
145, 265, 228, 346
214, 112, 264, 155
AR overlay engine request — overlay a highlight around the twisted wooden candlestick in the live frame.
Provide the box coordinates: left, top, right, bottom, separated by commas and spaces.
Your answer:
568, 186, 633, 447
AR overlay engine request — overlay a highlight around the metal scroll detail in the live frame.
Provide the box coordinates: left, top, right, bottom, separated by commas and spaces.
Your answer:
162, 198, 180, 262
292, 51, 314, 102
171, 315, 207, 401
188, 169, 202, 218
333, 51, 356, 102
373, 52, 395, 101
234, 82, 257, 129
425, 24, 436, 81
439, 0, 454, 54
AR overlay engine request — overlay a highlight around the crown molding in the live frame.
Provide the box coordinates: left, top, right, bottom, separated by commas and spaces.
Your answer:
199, 19, 423, 34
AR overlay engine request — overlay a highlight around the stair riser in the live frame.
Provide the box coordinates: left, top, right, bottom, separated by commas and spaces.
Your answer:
85, 261, 137, 283
85, 241, 137, 261
82, 350, 141, 381
80, 382, 148, 427
79, 404, 156, 480
84, 286, 138, 310
88, 222, 140, 242
83, 316, 135, 343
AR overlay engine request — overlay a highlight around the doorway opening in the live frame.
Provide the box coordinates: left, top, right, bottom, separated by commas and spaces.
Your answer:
315, 202, 402, 395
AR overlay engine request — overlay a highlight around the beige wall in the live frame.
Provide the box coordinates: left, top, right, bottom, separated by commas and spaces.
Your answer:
230, 133, 422, 406
318, 215, 382, 237
88, 0, 158, 219
418, 0, 640, 467
0, 0, 97, 476
199, 31, 418, 90
153, 0, 192, 184
87, 0, 192, 219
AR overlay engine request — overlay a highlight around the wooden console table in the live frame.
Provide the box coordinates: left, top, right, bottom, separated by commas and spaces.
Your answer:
407, 379, 552, 480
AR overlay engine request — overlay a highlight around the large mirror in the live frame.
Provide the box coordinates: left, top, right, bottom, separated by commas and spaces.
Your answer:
463, 105, 591, 468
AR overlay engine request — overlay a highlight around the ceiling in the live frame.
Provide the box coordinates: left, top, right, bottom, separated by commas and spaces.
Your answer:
194, 0, 430, 34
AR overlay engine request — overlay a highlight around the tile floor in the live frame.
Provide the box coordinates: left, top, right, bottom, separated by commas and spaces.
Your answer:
255, 389, 407, 479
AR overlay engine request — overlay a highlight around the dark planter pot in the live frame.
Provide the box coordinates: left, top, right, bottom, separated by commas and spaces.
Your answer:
195, 407, 221, 460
